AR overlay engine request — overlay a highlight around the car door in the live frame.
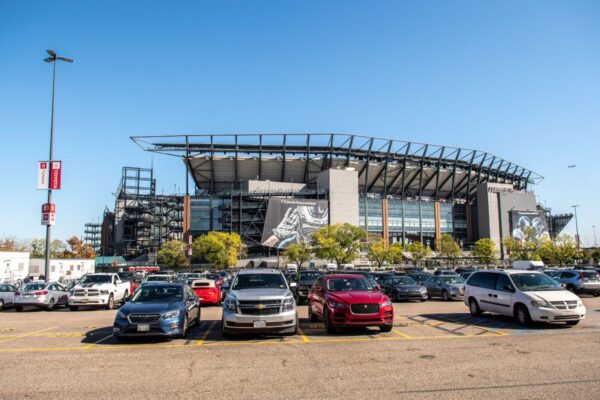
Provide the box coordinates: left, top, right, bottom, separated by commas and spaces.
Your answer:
7, 285, 16, 305
476, 273, 500, 313
428, 277, 442, 297
310, 277, 325, 318
491, 274, 515, 316
380, 278, 393, 297
56, 284, 69, 304
0, 285, 7, 307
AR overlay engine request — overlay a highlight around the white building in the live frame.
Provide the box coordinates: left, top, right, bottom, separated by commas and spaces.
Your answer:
0, 252, 30, 284
29, 258, 95, 283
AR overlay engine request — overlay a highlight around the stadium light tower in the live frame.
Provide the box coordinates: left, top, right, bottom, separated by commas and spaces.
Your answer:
572, 205, 581, 249
43, 50, 73, 282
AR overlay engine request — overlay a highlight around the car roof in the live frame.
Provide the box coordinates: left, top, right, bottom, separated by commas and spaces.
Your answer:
138, 281, 184, 287
237, 269, 282, 275
324, 274, 369, 279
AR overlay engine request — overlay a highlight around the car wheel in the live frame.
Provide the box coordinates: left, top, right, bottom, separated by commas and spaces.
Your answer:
308, 304, 319, 322
565, 320, 580, 326
122, 291, 129, 304
15, 306, 23, 312
323, 307, 335, 334
469, 298, 482, 316
515, 305, 532, 327
0, 299, 4, 311
420, 299, 426, 302
69, 306, 79, 311
105, 294, 114, 310
442, 290, 450, 301
593, 293, 599, 297
179, 315, 189, 339
396, 294, 403, 302
380, 324, 393, 333
46, 299, 55, 311
194, 309, 200, 326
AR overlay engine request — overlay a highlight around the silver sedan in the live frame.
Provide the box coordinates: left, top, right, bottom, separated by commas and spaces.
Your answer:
0, 283, 18, 311
14, 282, 69, 311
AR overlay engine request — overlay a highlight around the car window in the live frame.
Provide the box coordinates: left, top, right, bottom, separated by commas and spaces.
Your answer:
494, 274, 513, 292
327, 277, 372, 291
0, 285, 6, 292
478, 273, 498, 290
314, 277, 323, 289
132, 285, 184, 302
440, 276, 465, 284
231, 273, 287, 290
510, 273, 562, 291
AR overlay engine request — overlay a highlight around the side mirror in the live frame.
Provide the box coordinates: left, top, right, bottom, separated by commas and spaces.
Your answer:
187, 296, 196, 302
374, 285, 381, 292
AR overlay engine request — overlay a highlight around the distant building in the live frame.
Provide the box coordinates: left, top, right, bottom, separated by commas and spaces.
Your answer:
29, 259, 95, 283
0, 252, 29, 283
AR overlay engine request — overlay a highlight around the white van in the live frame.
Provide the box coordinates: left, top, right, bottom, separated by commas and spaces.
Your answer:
325, 263, 338, 272
512, 260, 545, 270
464, 270, 585, 326
286, 264, 298, 273
341, 264, 355, 271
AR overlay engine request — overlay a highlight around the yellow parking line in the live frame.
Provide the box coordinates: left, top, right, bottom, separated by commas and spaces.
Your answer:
84, 333, 114, 349
393, 329, 412, 339
196, 321, 217, 346
298, 327, 310, 343
469, 324, 508, 336
0, 326, 56, 345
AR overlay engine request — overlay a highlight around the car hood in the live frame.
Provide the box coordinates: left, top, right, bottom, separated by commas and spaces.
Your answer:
395, 284, 425, 291
525, 290, 580, 302
121, 302, 181, 314
230, 288, 292, 301
76, 282, 112, 289
328, 291, 386, 303
298, 279, 317, 286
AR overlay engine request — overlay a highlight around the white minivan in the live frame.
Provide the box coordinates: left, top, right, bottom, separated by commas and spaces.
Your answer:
464, 270, 586, 326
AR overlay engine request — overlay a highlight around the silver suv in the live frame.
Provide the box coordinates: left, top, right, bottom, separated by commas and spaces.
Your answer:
221, 269, 298, 337
555, 270, 600, 296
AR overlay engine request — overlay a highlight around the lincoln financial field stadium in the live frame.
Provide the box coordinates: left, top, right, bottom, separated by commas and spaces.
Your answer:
87, 134, 573, 262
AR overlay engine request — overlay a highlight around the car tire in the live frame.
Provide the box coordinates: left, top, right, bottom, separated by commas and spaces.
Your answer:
122, 290, 129, 304
396, 294, 403, 302
565, 320, 580, 326
46, 299, 55, 311
380, 324, 393, 333
179, 315, 189, 339
420, 299, 426, 302
193, 309, 200, 327
105, 294, 114, 310
442, 290, 450, 301
323, 307, 335, 334
0, 299, 4, 311
69, 306, 79, 311
469, 298, 482, 316
515, 305, 532, 327
15, 306, 23, 312
308, 304, 319, 322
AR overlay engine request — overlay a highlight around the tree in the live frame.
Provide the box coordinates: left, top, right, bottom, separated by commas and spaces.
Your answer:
193, 232, 244, 269
311, 223, 367, 266
0, 237, 28, 252
388, 242, 404, 265
60, 236, 96, 259
473, 238, 497, 266
406, 241, 432, 266
157, 240, 189, 270
283, 242, 313, 269
367, 239, 390, 269
437, 234, 461, 265
538, 235, 578, 266
503, 227, 544, 261
29, 239, 67, 258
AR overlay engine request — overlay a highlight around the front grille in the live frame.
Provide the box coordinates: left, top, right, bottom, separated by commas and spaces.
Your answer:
129, 314, 161, 323
350, 304, 379, 314
553, 315, 580, 321
73, 290, 86, 296
87, 290, 99, 297
239, 307, 281, 315
73, 289, 99, 297
551, 301, 578, 310
237, 300, 282, 315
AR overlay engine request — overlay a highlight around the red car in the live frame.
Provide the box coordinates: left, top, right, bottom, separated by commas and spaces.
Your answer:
308, 274, 394, 333
191, 279, 222, 306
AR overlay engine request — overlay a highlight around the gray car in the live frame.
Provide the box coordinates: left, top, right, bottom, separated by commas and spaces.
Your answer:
0, 283, 18, 311
222, 269, 298, 336
14, 282, 69, 311
380, 276, 428, 301
425, 276, 466, 301
556, 270, 600, 296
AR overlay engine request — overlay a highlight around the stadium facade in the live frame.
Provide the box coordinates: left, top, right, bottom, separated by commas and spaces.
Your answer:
112, 133, 573, 259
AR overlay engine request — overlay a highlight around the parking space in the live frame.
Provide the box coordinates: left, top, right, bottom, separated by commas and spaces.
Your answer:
1, 297, 599, 353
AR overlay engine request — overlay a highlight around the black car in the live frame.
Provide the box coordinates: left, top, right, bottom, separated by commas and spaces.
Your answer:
292, 270, 322, 304
408, 272, 432, 285
380, 276, 428, 302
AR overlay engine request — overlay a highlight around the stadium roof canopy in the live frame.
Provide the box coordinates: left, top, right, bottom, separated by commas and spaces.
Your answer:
131, 133, 543, 202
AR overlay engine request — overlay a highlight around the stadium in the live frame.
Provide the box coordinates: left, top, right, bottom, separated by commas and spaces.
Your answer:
105, 133, 574, 260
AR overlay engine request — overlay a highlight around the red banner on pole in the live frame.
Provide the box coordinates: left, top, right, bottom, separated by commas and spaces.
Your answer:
49, 161, 62, 189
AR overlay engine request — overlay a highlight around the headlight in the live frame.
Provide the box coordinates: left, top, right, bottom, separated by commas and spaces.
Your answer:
224, 298, 237, 312
162, 310, 180, 319
100, 290, 109, 295
382, 299, 393, 307
450, 287, 459, 292
577, 300, 583, 307
530, 300, 551, 308
419, 287, 427, 293
283, 297, 295, 311
116, 311, 127, 319
327, 301, 345, 309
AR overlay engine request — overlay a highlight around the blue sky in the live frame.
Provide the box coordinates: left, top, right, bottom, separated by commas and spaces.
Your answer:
1, 0, 599, 246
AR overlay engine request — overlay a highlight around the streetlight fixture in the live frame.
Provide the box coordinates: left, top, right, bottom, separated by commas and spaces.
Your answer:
42, 50, 73, 283
572, 205, 581, 249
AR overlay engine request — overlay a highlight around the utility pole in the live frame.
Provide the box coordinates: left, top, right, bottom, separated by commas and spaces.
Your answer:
593, 225, 598, 248
572, 205, 581, 250
43, 50, 73, 283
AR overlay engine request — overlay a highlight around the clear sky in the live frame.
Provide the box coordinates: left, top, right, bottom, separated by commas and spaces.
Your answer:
1, 0, 599, 246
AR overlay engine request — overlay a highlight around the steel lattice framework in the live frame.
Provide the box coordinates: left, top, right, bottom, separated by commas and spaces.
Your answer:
131, 134, 543, 203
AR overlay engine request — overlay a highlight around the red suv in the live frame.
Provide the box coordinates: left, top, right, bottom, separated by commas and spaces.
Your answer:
308, 274, 394, 334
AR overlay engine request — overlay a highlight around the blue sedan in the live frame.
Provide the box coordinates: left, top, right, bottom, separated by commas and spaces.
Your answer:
113, 282, 200, 340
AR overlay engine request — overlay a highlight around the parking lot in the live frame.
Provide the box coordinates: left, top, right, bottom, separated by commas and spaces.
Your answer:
1, 297, 600, 399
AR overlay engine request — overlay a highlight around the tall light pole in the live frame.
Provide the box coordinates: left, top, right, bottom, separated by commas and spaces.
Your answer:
593, 225, 598, 248
572, 205, 580, 250
43, 50, 73, 282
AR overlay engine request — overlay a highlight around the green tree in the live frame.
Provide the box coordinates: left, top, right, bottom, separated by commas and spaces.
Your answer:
29, 239, 67, 258
472, 238, 497, 266
503, 227, 544, 261
407, 241, 432, 266
539, 235, 578, 267
367, 239, 390, 269
311, 223, 367, 267
192, 232, 244, 269
437, 234, 462, 265
388, 242, 404, 265
283, 242, 313, 269
157, 240, 189, 270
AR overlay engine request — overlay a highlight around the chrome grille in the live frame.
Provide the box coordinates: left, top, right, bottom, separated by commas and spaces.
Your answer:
238, 300, 282, 315
550, 301, 578, 310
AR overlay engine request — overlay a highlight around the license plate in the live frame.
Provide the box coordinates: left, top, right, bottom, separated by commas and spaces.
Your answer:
137, 324, 150, 332
253, 320, 267, 328
81, 299, 89, 303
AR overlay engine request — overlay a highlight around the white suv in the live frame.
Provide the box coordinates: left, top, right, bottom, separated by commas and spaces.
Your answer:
464, 270, 586, 326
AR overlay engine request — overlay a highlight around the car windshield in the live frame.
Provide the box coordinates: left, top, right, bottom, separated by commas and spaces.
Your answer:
146, 276, 168, 282
80, 275, 111, 284
24, 283, 45, 291
117, 272, 133, 280
440, 276, 465, 284
390, 277, 418, 285
231, 274, 287, 290
298, 271, 322, 281
131, 285, 183, 302
327, 277, 373, 291
511, 273, 562, 291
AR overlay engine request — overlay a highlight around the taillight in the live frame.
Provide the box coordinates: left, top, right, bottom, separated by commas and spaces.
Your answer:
15, 291, 21, 296
578, 272, 584, 281
35, 291, 48, 296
